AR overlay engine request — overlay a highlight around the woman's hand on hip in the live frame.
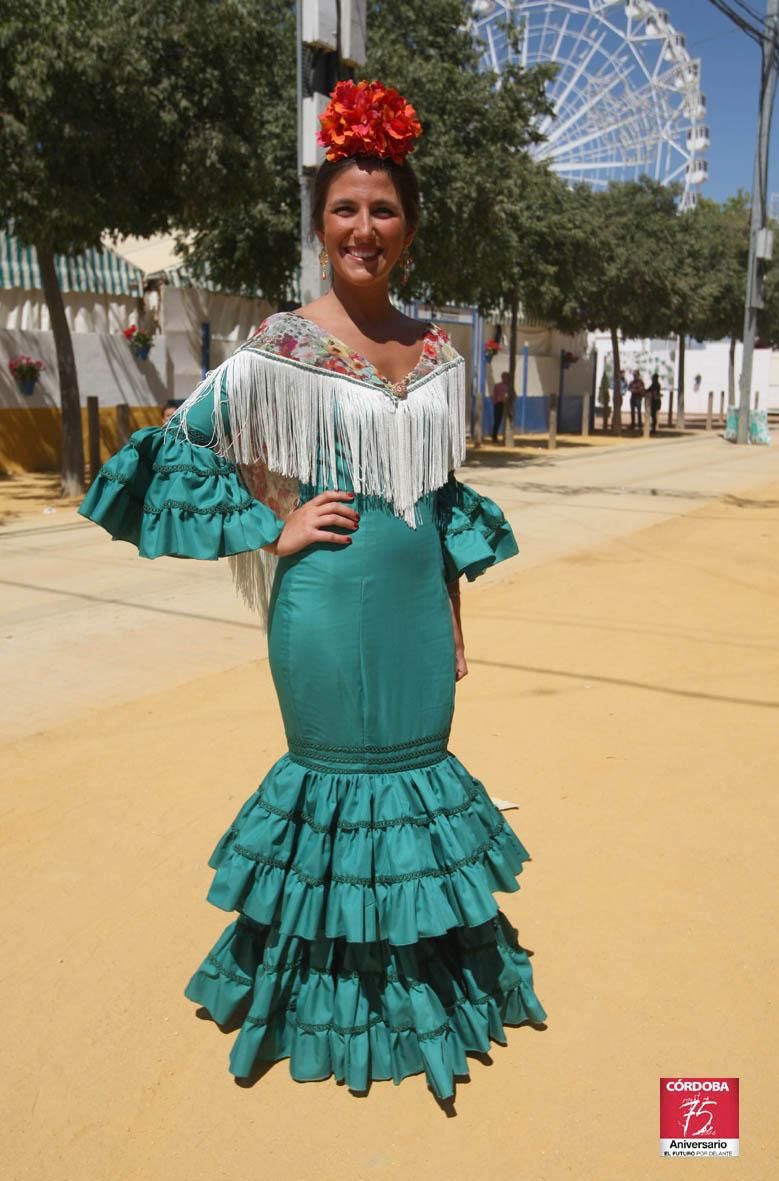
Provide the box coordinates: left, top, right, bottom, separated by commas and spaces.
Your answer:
271, 490, 359, 557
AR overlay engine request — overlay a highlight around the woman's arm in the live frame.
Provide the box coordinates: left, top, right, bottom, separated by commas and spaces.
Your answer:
448, 579, 468, 681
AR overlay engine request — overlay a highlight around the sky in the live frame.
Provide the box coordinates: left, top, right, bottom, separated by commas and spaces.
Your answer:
665, 0, 777, 205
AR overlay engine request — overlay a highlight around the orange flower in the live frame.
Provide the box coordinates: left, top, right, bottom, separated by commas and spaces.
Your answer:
317, 80, 422, 165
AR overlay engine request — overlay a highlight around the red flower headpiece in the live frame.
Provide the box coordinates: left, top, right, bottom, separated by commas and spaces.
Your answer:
317, 79, 422, 166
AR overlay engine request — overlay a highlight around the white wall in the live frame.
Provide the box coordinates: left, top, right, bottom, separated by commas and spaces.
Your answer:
161, 286, 272, 400
0, 328, 167, 410
0, 285, 273, 409
593, 334, 778, 412
487, 325, 593, 396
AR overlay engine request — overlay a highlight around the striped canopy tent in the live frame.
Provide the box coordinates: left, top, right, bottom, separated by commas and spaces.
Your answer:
160, 260, 261, 298
161, 261, 222, 292
0, 228, 144, 297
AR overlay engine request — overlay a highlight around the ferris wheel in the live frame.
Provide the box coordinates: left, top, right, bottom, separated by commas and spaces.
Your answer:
472, 0, 709, 209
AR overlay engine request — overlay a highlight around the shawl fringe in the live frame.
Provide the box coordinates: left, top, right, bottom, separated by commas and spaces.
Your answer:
227, 548, 278, 630
175, 345, 466, 529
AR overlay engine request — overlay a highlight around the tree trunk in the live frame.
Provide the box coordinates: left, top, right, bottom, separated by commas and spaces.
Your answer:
728, 336, 737, 408
677, 332, 686, 431
38, 245, 84, 493
505, 293, 519, 449
610, 325, 622, 436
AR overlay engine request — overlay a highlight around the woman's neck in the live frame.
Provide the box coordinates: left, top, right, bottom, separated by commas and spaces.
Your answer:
328, 277, 398, 330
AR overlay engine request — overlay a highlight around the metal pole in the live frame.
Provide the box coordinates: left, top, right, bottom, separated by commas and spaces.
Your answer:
520, 343, 529, 433
582, 350, 594, 438
558, 349, 565, 432
297, 1, 319, 306
548, 392, 558, 451
738, 0, 779, 444
116, 402, 130, 447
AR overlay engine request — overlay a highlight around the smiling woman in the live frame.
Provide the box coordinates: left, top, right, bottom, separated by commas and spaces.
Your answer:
306, 157, 423, 385
78, 78, 544, 1102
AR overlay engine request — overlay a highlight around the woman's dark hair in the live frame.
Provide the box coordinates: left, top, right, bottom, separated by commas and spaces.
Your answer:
311, 156, 421, 236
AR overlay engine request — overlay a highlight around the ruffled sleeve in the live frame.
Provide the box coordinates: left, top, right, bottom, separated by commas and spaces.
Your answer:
78, 386, 284, 560
436, 474, 518, 583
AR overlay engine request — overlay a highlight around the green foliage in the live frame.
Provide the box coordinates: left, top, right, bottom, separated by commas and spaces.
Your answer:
0, 0, 298, 297
365, 0, 555, 305
597, 368, 610, 407
686, 194, 750, 343
758, 263, 779, 345
570, 178, 682, 339
168, 0, 298, 301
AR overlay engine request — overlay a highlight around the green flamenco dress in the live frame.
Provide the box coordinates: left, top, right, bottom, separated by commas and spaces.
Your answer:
79, 312, 545, 1099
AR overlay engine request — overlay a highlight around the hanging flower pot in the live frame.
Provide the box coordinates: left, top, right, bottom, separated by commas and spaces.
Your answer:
8, 354, 44, 395
123, 325, 155, 360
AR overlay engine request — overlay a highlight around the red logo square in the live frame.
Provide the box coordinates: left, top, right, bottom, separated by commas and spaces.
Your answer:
660, 1078, 739, 1157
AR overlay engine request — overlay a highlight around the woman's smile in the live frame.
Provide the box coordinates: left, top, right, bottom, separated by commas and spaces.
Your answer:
341, 245, 383, 264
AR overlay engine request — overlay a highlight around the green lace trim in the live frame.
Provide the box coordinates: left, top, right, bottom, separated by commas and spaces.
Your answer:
203, 926, 506, 991
242, 986, 509, 1041
445, 514, 505, 541
151, 460, 235, 477
285, 730, 450, 774
185, 426, 217, 447
288, 750, 447, 774
286, 731, 450, 755
141, 496, 255, 516
250, 777, 484, 834
97, 467, 132, 488
230, 813, 511, 887
205, 952, 253, 987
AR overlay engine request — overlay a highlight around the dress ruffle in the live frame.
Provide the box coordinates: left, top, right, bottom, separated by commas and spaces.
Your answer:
203, 753, 528, 946
185, 911, 545, 1099
436, 475, 518, 582
78, 426, 284, 559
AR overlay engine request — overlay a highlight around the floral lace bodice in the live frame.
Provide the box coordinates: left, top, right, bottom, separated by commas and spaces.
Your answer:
238, 312, 461, 519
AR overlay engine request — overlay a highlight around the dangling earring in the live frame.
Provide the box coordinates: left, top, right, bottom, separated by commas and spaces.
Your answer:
319, 246, 329, 281
401, 248, 412, 284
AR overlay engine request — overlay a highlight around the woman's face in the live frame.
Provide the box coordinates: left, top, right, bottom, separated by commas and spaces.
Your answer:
317, 162, 413, 289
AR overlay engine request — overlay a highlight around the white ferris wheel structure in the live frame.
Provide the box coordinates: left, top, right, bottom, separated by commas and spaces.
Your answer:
472, 0, 710, 210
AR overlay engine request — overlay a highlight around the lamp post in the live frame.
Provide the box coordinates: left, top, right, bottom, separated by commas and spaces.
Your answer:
737, 0, 778, 444
296, 1, 367, 305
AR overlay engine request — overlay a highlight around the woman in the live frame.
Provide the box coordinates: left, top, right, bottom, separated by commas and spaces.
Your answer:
648, 372, 662, 435
79, 80, 545, 1101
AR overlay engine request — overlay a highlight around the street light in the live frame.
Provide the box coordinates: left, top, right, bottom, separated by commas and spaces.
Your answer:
296, 1, 367, 305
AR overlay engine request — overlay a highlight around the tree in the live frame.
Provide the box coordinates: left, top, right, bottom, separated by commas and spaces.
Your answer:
365, 1, 555, 307
569, 179, 681, 435
666, 203, 723, 428
686, 194, 750, 412
472, 162, 592, 443
0, 0, 295, 492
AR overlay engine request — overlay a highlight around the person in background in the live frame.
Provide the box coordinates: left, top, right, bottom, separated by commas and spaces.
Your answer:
648, 373, 662, 435
491, 371, 511, 443
628, 370, 645, 431
161, 400, 179, 425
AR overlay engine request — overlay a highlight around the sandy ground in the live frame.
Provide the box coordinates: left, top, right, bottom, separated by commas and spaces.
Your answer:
2, 438, 778, 1180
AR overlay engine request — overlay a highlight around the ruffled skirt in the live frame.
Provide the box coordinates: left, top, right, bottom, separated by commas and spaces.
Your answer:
185, 753, 545, 1099
185, 490, 545, 1099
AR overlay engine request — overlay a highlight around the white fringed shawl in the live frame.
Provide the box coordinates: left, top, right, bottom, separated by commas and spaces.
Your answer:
173, 338, 467, 622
